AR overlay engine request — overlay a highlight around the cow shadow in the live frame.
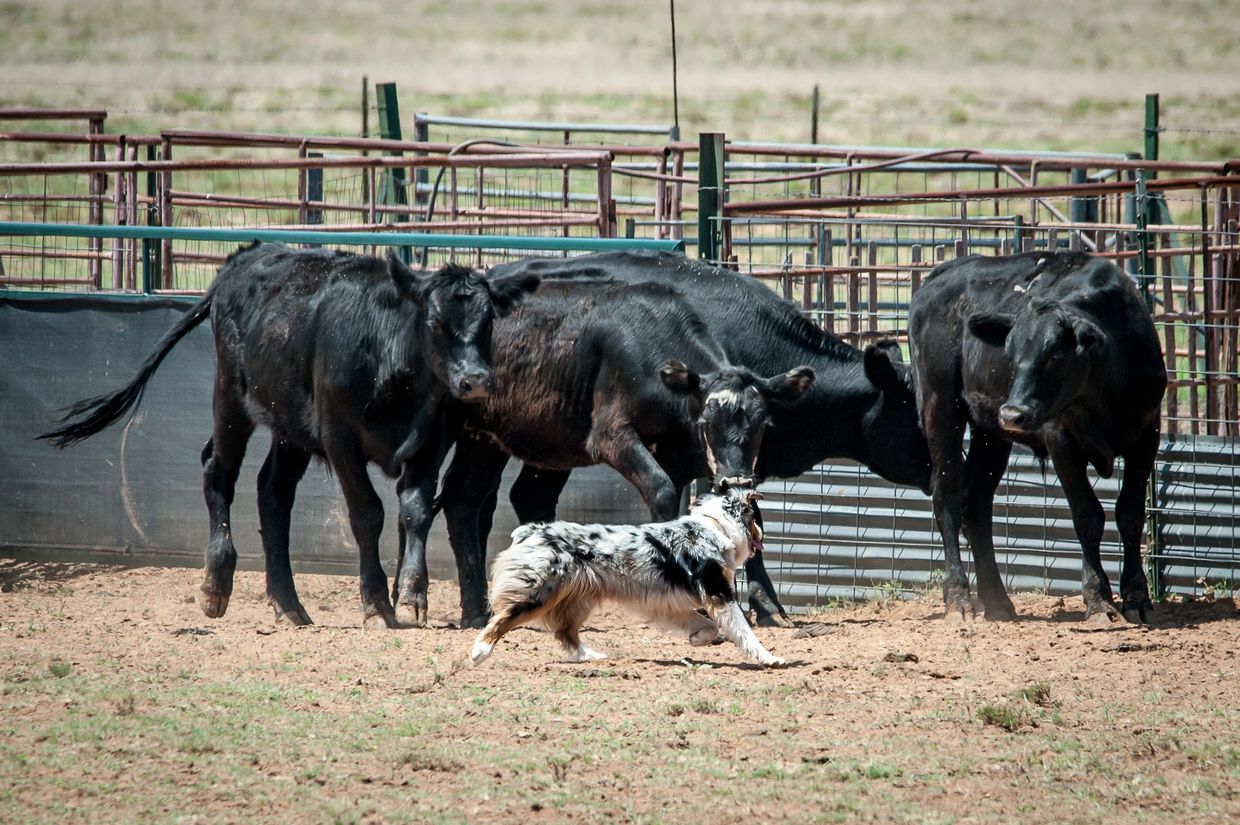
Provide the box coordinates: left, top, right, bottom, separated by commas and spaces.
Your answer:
0, 558, 111, 592
922, 597, 1238, 629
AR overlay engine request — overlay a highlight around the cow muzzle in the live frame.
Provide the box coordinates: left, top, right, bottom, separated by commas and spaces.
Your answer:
999, 404, 1037, 433
714, 474, 756, 490
454, 371, 495, 402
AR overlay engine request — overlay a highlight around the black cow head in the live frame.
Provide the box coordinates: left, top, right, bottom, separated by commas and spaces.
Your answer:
388, 252, 539, 402
859, 340, 933, 494
660, 360, 815, 487
968, 297, 1105, 433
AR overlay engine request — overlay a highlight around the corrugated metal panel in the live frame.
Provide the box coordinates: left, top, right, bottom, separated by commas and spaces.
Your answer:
1153, 436, 1240, 592
755, 439, 1239, 612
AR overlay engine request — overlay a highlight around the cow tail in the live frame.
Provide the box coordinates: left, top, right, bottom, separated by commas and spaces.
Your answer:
37, 292, 214, 448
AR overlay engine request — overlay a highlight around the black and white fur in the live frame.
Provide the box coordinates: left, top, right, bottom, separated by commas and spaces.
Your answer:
470, 488, 783, 667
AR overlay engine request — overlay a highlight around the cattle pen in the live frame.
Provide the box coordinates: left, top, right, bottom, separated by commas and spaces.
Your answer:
2, 106, 1239, 612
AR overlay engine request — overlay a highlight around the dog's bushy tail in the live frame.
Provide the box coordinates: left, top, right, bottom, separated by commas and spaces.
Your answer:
509, 523, 541, 544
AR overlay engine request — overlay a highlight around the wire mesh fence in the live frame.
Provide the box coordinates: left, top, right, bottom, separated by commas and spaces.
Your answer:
2, 111, 1238, 606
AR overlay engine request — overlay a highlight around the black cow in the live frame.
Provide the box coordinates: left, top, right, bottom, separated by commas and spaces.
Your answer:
907, 252, 1166, 623
40, 242, 538, 628
437, 250, 932, 625
411, 279, 816, 626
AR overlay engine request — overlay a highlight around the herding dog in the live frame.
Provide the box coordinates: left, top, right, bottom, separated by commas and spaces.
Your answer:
470, 487, 784, 667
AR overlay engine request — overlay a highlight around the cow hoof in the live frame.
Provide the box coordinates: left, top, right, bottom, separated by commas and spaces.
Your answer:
1083, 598, 1120, 624
1121, 599, 1153, 626
394, 602, 427, 628
362, 610, 401, 630
459, 611, 491, 630
943, 599, 974, 626
198, 588, 230, 619
755, 611, 795, 628
983, 600, 1017, 622
271, 601, 313, 626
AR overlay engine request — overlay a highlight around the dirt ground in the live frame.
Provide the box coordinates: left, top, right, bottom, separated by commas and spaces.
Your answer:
1, 560, 1236, 824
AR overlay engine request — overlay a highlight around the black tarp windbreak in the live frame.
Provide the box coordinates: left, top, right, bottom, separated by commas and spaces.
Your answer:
0, 294, 648, 579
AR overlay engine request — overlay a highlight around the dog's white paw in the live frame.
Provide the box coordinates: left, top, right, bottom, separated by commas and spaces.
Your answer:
688, 625, 721, 647
470, 640, 493, 666
571, 646, 608, 662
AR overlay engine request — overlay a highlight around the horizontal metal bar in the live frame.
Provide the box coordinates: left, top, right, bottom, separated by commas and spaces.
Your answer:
0, 152, 611, 176
731, 139, 1131, 161
415, 113, 671, 136
0, 222, 685, 253
0, 108, 107, 122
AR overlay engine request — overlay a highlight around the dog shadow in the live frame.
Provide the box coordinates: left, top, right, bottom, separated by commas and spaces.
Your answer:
634, 657, 811, 671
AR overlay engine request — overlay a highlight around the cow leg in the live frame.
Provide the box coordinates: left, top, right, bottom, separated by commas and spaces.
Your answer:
740, 497, 791, 627
199, 396, 255, 619
923, 398, 972, 621
961, 432, 1016, 620
391, 438, 450, 628
598, 437, 680, 521
1115, 425, 1159, 625
1047, 433, 1116, 621
255, 441, 313, 625
510, 464, 572, 523
325, 439, 396, 628
745, 547, 792, 628
440, 437, 511, 628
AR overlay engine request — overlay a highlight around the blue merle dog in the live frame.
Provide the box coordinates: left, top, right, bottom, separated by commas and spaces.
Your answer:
470, 486, 783, 667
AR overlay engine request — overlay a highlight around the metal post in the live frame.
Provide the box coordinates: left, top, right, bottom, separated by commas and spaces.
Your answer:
376, 82, 410, 263
1135, 173, 1154, 308
810, 84, 820, 145
143, 144, 157, 293
87, 115, 105, 288
414, 115, 430, 227
306, 152, 323, 246
697, 132, 724, 262
361, 75, 370, 206
1144, 93, 1160, 178
160, 136, 172, 289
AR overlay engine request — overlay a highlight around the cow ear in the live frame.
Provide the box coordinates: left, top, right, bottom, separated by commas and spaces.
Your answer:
1072, 318, 1104, 354
660, 359, 702, 396
871, 337, 905, 364
863, 342, 906, 391
387, 249, 428, 303
967, 312, 1015, 348
763, 366, 815, 406
487, 272, 541, 317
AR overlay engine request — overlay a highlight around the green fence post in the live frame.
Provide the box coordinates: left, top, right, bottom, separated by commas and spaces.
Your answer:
414, 115, 429, 227
1144, 93, 1160, 178
376, 82, 411, 263
697, 133, 724, 262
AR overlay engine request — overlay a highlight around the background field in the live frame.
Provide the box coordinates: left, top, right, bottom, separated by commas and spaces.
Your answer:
3, 0, 1239, 159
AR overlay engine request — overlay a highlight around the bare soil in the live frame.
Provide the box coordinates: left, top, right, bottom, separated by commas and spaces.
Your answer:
1, 560, 1236, 823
